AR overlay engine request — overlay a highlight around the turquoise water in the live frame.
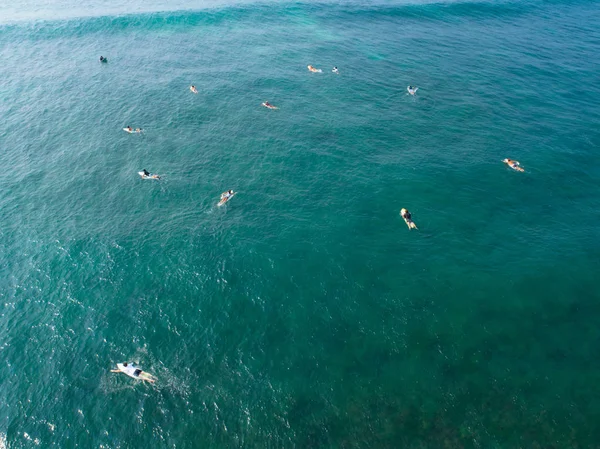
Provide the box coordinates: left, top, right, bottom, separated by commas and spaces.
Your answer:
1, 0, 600, 447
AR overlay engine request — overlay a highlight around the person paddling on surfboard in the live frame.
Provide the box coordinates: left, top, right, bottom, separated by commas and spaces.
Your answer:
307, 65, 322, 73
140, 169, 160, 180
190, 85, 198, 94
100, 56, 107, 63
218, 190, 235, 206
400, 208, 418, 230
407, 85, 418, 96
262, 101, 278, 109
332, 66, 339, 74
111, 362, 156, 383
503, 158, 524, 172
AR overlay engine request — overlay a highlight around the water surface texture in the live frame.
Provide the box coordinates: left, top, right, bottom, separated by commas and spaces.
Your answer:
1, 0, 600, 447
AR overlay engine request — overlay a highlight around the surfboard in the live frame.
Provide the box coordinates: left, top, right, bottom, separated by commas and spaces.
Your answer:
218, 192, 236, 207
138, 171, 160, 180
123, 128, 134, 133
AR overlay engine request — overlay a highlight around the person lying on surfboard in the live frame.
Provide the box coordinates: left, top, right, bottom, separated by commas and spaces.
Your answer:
99, 56, 107, 63
111, 362, 156, 383
140, 169, 160, 179
503, 158, 524, 172
262, 101, 278, 109
400, 208, 418, 230
218, 190, 235, 206
407, 85, 418, 95
307, 65, 322, 73
125, 126, 133, 132
332, 66, 339, 74
190, 85, 198, 94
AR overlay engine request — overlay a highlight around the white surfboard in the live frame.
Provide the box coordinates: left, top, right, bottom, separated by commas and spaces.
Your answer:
218, 192, 236, 207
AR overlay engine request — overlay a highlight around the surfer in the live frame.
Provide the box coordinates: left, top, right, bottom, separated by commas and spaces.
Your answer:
218, 189, 235, 206
262, 101, 278, 109
190, 85, 198, 94
407, 85, 418, 95
135, 128, 142, 133
140, 169, 160, 179
307, 65, 321, 73
110, 362, 156, 383
125, 126, 133, 132
99, 56, 107, 63
332, 66, 339, 74
400, 208, 418, 230
503, 158, 524, 172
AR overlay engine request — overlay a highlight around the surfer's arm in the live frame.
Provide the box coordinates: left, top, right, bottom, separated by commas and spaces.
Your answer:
110, 369, 120, 373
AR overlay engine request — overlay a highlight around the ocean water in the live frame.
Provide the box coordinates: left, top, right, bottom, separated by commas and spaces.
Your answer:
1, 0, 600, 447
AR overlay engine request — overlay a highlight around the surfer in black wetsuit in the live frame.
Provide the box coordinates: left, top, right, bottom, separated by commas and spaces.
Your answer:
110, 362, 157, 383
100, 56, 107, 63
400, 208, 418, 230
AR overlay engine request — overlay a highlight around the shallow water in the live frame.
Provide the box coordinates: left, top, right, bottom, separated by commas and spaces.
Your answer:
1, 0, 600, 447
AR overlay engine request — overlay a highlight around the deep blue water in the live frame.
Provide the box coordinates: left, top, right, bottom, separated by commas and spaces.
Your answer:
1, 0, 600, 447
